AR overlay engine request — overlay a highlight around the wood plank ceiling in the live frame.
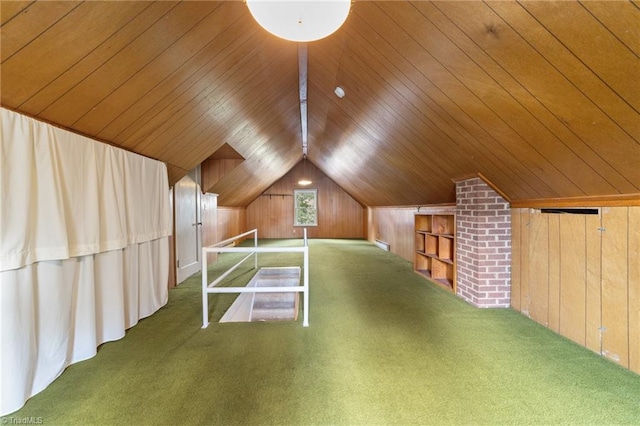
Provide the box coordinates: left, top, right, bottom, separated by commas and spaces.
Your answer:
2, 1, 639, 207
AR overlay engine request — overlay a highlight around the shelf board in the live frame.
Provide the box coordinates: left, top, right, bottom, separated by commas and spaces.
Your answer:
433, 278, 454, 289
415, 269, 431, 278
415, 212, 456, 294
414, 270, 454, 292
420, 253, 453, 263
423, 232, 454, 238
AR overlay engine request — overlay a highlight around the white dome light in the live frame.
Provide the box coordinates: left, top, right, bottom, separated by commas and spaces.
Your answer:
246, 0, 351, 42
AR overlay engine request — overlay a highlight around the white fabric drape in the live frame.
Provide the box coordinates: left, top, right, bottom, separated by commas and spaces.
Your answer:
0, 238, 169, 415
1, 108, 171, 271
1, 108, 172, 415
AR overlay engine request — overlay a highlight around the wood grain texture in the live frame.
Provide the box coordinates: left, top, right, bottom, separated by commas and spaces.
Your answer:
628, 207, 640, 374
367, 206, 425, 262
246, 160, 363, 238
585, 213, 602, 354
528, 211, 549, 326
601, 207, 629, 368
201, 157, 244, 194
547, 214, 561, 333
1, 1, 79, 61
520, 209, 531, 316
559, 214, 586, 346
510, 210, 522, 311
2, 1, 638, 207
511, 206, 637, 372
16, 2, 176, 117
217, 207, 247, 243
0, 1, 33, 26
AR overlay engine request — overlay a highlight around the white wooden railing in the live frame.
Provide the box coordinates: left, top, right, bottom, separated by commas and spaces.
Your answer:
201, 228, 309, 328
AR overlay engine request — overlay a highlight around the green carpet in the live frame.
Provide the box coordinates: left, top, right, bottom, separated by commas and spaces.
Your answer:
4, 239, 640, 425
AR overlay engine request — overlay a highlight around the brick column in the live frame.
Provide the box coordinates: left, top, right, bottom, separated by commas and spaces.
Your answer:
455, 177, 511, 308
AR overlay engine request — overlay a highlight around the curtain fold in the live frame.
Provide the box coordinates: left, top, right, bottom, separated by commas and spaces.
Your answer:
0, 238, 169, 416
1, 108, 172, 271
1, 108, 172, 415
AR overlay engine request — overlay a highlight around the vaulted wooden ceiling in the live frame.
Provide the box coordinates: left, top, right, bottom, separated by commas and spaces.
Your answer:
2, 1, 639, 207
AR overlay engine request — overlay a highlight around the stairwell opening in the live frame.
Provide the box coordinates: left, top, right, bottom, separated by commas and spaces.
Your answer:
219, 267, 300, 323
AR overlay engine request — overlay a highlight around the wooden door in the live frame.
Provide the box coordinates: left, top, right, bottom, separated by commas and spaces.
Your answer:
175, 167, 202, 284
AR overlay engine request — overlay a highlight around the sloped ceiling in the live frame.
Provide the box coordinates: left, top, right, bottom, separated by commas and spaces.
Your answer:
2, 1, 639, 207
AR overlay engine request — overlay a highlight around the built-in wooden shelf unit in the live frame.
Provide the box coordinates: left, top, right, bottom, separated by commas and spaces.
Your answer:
414, 212, 456, 292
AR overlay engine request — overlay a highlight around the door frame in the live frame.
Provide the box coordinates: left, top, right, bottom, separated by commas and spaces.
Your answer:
173, 166, 203, 284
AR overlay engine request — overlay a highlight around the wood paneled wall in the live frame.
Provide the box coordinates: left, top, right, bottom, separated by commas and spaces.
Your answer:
366, 207, 416, 262
247, 161, 363, 238
218, 207, 247, 241
201, 157, 244, 194
512, 207, 640, 374
366, 205, 457, 262
202, 193, 247, 248
201, 192, 218, 265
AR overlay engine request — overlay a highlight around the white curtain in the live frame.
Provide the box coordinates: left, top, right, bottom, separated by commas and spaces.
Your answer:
1, 108, 171, 270
1, 108, 172, 415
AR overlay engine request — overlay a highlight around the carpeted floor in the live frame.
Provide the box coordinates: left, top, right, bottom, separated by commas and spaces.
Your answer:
4, 238, 640, 425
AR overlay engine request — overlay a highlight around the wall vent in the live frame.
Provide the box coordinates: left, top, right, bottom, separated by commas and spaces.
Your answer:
540, 208, 599, 215
374, 239, 390, 251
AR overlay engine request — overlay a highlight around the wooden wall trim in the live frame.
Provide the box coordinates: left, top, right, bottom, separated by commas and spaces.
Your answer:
477, 172, 512, 203
450, 173, 640, 208
373, 203, 456, 211
511, 193, 640, 208
452, 173, 512, 203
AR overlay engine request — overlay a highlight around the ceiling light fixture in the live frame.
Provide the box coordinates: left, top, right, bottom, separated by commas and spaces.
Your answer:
298, 155, 312, 186
246, 0, 351, 42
